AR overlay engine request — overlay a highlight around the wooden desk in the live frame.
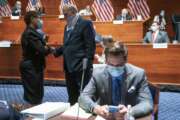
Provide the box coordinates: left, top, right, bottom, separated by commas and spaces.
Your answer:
0, 44, 180, 86
94, 21, 148, 43
0, 16, 148, 44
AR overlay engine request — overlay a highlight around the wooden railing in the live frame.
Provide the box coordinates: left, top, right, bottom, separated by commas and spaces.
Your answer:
0, 44, 180, 86
0, 16, 149, 44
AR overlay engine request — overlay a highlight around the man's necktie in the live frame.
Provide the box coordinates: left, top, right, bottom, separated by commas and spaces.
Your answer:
152, 32, 156, 43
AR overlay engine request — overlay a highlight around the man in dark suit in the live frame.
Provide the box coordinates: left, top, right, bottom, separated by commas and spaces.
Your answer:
116, 8, 132, 21
53, 4, 96, 105
12, 1, 21, 16
79, 41, 153, 119
143, 22, 169, 43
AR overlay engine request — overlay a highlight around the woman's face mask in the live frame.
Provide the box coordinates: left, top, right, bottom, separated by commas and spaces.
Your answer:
37, 19, 43, 29
107, 65, 125, 77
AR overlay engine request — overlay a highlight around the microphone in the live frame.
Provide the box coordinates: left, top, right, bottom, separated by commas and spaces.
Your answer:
82, 58, 88, 70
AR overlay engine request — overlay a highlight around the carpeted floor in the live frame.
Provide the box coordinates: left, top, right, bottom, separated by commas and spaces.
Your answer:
0, 84, 180, 120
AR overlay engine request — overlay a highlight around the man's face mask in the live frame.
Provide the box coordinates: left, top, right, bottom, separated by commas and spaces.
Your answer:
151, 25, 159, 32
107, 65, 125, 77
160, 10, 165, 17
67, 15, 75, 23
122, 10, 128, 17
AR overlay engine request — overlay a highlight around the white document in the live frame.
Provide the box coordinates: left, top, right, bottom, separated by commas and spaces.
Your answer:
95, 115, 106, 120
93, 64, 106, 68
61, 103, 92, 119
58, 15, 64, 19
153, 43, 168, 49
113, 20, 123, 24
10, 15, 20, 20
21, 102, 70, 120
0, 41, 12, 47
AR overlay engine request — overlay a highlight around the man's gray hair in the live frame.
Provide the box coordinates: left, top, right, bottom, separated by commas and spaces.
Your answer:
63, 4, 78, 14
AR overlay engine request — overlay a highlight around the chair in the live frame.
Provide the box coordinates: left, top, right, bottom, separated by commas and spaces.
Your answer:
148, 82, 160, 120
172, 14, 180, 41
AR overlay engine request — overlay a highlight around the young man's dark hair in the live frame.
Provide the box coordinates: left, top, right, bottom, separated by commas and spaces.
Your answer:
105, 41, 128, 61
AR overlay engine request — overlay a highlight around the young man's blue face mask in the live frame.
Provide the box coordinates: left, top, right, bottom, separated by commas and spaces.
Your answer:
107, 65, 125, 77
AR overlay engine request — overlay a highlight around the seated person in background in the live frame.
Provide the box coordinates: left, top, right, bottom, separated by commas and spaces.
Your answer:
79, 5, 92, 16
153, 10, 166, 30
95, 35, 113, 64
116, 8, 132, 21
143, 22, 169, 43
93, 25, 103, 43
79, 41, 153, 119
159, 10, 167, 30
27, 2, 44, 16
35, 2, 45, 16
12, 1, 21, 16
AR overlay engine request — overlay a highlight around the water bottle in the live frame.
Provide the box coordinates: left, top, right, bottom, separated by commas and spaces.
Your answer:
124, 105, 135, 120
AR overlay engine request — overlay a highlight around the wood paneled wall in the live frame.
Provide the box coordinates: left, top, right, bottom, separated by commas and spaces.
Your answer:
7, 0, 180, 38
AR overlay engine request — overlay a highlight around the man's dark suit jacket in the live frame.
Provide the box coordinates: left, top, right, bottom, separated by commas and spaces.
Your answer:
116, 15, 132, 21
12, 7, 20, 16
55, 17, 96, 73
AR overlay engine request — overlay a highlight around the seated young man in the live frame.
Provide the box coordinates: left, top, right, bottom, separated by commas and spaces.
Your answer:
79, 41, 153, 119
143, 22, 169, 43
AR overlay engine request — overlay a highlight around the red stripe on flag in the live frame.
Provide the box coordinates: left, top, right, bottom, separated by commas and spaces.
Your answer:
91, 0, 114, 22
127, 0, 150, 20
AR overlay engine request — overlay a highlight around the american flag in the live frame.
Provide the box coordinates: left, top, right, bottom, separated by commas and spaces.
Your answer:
59, 0, 77, 15
127, 0, 150, 20
26, 0, 42, 12
0, 0, 11, 16
91, 0, 114, 22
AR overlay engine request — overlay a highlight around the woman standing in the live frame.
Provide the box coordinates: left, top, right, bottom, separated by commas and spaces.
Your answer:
20, 11, 50, 105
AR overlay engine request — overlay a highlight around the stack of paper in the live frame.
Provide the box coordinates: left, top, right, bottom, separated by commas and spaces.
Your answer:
21, 102, 70, 120
10, 15, 20, 20
153, 43, 168, 49
0, 41, 12, 47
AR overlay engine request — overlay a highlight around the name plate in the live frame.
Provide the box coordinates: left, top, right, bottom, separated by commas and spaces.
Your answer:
10, 15, 20, 20
58, 15, 64, 19
113, 20, 123, 24
153, 43, 168, 49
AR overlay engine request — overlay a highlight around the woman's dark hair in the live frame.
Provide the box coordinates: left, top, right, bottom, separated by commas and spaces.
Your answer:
24, 11, 38, 26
